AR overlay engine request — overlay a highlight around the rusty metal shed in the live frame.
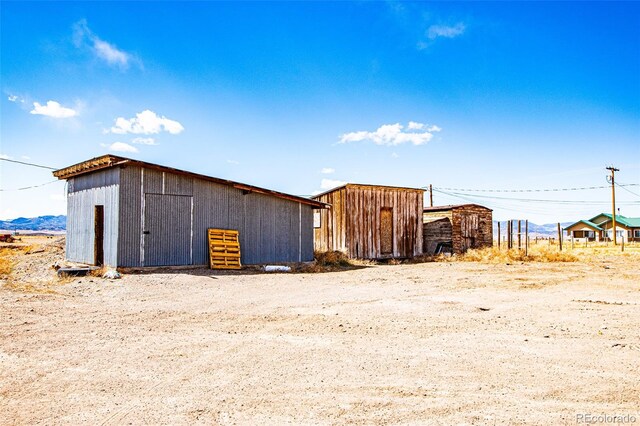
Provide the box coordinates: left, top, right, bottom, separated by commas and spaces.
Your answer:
312, 184, 424, 259
423, 204, 493, 255
53, 155, 327, 267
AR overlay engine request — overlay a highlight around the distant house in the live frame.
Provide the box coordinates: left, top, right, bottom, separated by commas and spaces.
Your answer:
423, 204, 493, 255
312, 184, 424, 259
53, 155, 327, 267
563, 220, 602, 242
564, 213, 640, 243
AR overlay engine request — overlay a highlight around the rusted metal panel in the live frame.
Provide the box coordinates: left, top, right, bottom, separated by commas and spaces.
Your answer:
66, 168, 119, 266
313, 184, 424, 259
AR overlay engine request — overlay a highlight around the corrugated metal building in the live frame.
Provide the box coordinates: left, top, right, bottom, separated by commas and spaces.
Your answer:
312, 184, 424, 259
53, 155, 327, 267
423, 204, 493, 255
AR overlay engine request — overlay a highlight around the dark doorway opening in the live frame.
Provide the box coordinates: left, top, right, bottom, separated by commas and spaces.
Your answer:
94, 205, 104, 266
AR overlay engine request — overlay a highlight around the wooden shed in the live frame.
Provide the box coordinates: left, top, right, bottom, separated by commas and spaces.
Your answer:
423, 204, 493, 255
312, 184, 424, 259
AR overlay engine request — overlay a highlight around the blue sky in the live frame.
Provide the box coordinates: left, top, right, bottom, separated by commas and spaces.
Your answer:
1, 1, 639, 223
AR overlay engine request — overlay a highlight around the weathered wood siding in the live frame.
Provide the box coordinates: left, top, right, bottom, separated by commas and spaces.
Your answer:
314, 185, 423, 259
423, 205, 492, 254
422, 213, 453, 255
313, 187, 348, 253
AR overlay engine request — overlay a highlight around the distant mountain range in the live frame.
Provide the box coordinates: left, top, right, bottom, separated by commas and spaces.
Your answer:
0, 215, 66, 231
493, 220, 573, 237
0, 215, 574, 236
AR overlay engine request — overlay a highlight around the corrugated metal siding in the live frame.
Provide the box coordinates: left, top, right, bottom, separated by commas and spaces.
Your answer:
118, 166, 197, 266
192, 180, 314, 265
143, 194, 192, 266
66, 168, 119, 266
118, 166, 141, 266
117, 168, 314, 266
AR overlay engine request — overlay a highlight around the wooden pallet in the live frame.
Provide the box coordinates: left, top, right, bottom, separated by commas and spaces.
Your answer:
208, 228, 241, 270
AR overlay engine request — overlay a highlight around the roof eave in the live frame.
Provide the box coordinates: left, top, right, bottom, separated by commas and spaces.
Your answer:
52, 155, 328, 209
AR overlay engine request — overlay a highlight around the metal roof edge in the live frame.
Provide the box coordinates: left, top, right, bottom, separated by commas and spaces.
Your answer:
52, 155, 328, 209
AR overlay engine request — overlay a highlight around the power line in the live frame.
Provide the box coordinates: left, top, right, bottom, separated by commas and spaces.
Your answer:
0, 158, 58, 170
431, 184, 639, 193
0, 179, 60, 191
615, 181, 640, 198
431, 189, 640, 205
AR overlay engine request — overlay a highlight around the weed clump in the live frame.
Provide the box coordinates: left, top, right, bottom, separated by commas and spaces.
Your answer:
314, 251, 352, 267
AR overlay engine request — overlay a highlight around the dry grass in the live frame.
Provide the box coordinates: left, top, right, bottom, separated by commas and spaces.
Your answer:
0, 248, 16, 277
1, 243, 71, 294
0, 246, 33, 278
456, 246, 579, 263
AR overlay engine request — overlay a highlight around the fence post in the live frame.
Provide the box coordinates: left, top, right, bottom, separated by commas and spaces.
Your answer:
557, 223, 562, 251
525, 220, 529, 257
497, 222, 501, 250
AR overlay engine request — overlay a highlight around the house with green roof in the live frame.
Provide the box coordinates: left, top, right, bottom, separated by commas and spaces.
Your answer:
565, 213, 640, 243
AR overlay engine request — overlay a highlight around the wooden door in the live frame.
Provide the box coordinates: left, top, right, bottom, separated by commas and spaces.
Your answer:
380, 208, 393, 255
460, 213, 479, 251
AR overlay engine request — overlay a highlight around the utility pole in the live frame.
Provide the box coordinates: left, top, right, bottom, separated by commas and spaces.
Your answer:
429, 184, 433, 207
606, 166, 619, 245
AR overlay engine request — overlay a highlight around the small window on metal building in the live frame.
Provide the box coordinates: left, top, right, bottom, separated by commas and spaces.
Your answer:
313, 210, 321, 228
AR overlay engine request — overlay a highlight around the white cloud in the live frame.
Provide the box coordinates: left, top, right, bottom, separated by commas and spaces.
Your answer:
30, 101, 77, 118
0, 154, 12, 160
226, 159, 240, 165
320, 178, 347, 190
427, 23, 466, 40
339, 122, 441, 146
93, 39, 130, 68
73, 19, 138, 70
103, 142, 138, 153
321, 167, 335, 174
21, 155, 31, 160
131, 137, 158, 145
8, 95, 18, 102
391, 152, 399, 158
110, 110, 184, 135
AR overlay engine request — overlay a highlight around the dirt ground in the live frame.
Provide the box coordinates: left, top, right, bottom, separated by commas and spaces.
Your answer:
1, 239, 639, 425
